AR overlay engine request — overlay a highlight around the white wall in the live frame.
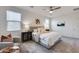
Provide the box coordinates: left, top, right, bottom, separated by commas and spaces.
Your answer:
22, 10, 45, 31
0, 6, 23, 38
51, 12, 79, 38
0, 6, 45, 39
1, 6, 79, 39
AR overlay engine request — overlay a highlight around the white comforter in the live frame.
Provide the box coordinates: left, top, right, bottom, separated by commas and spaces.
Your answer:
32, 31, 61, 48
40, 32, 61, 48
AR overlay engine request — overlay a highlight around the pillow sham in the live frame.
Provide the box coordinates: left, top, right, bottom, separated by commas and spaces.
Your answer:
1, 34, 13, 42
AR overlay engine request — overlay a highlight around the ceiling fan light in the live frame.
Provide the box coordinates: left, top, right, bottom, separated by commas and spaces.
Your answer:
49, 11, 53, 13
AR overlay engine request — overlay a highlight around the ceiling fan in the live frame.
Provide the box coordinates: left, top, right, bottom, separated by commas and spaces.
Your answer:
73, 7, 79, 11
29, 6, 61, 14
43, 6, 61, 14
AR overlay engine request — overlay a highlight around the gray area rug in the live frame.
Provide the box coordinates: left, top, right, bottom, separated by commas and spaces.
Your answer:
20, 41, 54, 53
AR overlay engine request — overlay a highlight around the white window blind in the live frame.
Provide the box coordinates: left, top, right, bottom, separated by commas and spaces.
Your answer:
7, 10, 21, 31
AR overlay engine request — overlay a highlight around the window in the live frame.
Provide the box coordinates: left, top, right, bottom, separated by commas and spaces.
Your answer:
7, 10, 21, 31
44, 18, 50, 29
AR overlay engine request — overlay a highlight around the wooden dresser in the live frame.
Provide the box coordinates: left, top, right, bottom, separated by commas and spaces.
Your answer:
21, 32, 32, 42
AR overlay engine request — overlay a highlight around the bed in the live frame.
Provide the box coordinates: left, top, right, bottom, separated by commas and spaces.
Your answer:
32, 29, 61, 49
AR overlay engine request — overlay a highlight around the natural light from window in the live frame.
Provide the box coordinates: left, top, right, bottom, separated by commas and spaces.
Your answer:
7, 10, 21, 31
44, 18, 50, 29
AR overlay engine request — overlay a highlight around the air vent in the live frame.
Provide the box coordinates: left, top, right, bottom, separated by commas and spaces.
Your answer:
73, 8, 79, 11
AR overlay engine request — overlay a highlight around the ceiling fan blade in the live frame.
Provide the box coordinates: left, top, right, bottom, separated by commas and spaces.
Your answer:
73, 7, 79, 11
29, 6, 34, 8
42, 6, 61, 13
52, 7, 61, 10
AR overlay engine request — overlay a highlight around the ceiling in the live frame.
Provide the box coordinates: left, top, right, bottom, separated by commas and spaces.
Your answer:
17, 6, 79, 18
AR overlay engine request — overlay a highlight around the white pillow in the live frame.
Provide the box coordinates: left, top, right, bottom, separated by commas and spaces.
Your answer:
33, 29, 38, 32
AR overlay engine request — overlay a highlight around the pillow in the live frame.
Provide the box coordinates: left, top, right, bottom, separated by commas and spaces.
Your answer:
37, 28, 45, 33
1, 34, 13, 42
33, 29, 38, 32
37, 28, 41, 33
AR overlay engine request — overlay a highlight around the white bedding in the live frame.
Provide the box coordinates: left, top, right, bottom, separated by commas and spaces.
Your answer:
32, 31, 61, 48
40, 32, 61, 48
32, 32, 40, 42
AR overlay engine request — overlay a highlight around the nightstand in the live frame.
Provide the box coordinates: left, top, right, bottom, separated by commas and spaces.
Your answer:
21, 32, 32, 42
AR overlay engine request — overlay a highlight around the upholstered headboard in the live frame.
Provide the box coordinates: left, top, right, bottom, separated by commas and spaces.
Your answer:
30, 25, 44, 32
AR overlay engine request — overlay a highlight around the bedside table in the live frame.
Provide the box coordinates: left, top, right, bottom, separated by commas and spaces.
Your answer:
21, 32, 32, 42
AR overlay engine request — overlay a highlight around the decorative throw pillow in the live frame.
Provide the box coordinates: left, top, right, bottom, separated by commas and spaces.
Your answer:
1, 34, 13, 42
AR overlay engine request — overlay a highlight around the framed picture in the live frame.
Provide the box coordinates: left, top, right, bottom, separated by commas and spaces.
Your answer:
35, 19, 40, 24
57, 21, 65, 26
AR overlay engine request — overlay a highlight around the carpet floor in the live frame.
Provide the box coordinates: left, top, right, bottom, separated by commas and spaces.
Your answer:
20, 37, 79, 53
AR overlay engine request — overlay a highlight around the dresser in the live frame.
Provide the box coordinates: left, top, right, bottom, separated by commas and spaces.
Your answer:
21, 32, 32, 42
